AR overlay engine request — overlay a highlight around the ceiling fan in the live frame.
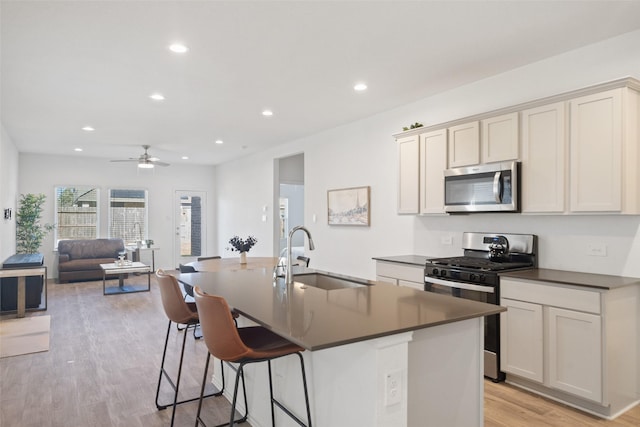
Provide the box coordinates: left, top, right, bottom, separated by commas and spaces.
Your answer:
110, 145, 170, 168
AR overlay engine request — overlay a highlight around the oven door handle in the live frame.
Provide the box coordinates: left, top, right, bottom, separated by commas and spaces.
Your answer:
425, 276, 495, 294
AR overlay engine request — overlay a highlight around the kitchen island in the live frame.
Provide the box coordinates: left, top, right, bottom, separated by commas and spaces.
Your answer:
179, 267, 504, 427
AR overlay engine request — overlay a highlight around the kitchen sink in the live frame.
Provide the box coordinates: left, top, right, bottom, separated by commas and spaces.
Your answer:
293, 272, 369, 291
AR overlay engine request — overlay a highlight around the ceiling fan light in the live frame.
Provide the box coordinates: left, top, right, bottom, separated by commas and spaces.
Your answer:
169, 43, 189, 53
354, 82, 368, 91
138, 162, 154, 169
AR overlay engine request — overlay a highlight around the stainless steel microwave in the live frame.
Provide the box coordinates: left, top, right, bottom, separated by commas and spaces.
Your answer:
444, 161, 519, 213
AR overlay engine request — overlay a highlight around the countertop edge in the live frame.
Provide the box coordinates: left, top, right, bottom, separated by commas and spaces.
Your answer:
372, 255, 433, 267
264, 306, 507, 352
500, 268, 640, 290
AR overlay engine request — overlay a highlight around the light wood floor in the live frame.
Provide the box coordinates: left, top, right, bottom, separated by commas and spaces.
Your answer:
1, 276, 638, 427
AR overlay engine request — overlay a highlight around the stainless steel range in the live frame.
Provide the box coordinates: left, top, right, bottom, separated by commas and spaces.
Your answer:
424, 232, 537, 381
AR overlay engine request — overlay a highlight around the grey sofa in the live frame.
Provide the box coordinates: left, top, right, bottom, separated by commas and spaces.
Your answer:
58, 239, 125, 283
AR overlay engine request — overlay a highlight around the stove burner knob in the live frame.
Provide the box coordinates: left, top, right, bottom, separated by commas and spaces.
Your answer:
469, 273, 477, 281
432, 268, 439, 276
440, 270, 447, 277
479, 274, 486, 282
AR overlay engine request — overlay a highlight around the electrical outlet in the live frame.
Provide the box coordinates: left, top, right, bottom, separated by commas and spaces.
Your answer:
385, 370, 402, 407
587, 243, 607, 257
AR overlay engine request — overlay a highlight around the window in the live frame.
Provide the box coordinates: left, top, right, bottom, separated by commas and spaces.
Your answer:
55, 186, 99, 244
108, 189, 148, 244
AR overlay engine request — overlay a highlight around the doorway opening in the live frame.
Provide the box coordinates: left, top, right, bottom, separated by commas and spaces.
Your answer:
275, 154, 304, 257
174, 190, 206, 268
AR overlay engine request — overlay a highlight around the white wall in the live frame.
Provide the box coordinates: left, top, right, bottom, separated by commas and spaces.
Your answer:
18, 153, 216, 277
216, 29, 640, 280
0, 124, 19, 260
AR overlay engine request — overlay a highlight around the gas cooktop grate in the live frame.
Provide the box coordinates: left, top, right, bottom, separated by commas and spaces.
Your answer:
426, 256, 533, 271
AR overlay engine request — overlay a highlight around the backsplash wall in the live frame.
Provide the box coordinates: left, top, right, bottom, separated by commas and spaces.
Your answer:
413, 214, 640, 278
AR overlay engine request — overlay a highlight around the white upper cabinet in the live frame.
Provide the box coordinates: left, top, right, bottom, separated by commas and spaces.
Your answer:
448, 113, 519, 168
448, 121, 479, 167
521, 102, 566, 213
394, 78, 640, 216
419, 129, 447, 214
397, 134, 420, 214
569, 89, 623, 212
481, 112, 519, 164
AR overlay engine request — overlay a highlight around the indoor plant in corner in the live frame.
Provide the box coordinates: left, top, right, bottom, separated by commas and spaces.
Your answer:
16, 193, 54, 254
228, 235, 257, 264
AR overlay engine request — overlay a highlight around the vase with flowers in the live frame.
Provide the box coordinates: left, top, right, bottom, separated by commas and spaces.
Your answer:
228, 235, 257, 264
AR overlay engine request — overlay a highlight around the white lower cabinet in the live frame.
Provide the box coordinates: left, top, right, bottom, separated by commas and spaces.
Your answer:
546, 306, 602, 402
501, 301, 602, 398
501, 279, 603, 403
500, 299, 543, 382
500, 277, 639, 419
375, 261, 424, 290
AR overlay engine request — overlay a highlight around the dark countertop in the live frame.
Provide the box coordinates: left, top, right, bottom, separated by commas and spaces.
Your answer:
178, 268, 504, 351
372, 255, 436, 267
2, 253, 44, 268
500, 268, 640, 290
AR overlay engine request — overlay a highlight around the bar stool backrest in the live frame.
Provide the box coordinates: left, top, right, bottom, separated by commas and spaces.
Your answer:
156, 269, 198, 325
179, 264, 197, 273
194, 287, 252, 362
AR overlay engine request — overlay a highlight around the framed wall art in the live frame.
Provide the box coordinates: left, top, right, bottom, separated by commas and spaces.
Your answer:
327, 186, 370, 226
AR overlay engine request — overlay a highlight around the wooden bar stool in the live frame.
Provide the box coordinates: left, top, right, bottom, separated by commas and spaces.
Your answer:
155, 270, 221, 426
193, 286, 313, 427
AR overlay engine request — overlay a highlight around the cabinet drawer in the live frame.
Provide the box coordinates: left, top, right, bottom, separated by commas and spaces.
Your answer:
376, 262, 424, 284
398, 279, 425, 290
376, 275, 398, 285
501, 278, 601, 314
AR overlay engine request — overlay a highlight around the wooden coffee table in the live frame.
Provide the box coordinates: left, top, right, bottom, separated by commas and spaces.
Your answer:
100, 262, 151, 295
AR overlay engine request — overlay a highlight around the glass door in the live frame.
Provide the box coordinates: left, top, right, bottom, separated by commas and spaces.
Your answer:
174, 190, 206, 268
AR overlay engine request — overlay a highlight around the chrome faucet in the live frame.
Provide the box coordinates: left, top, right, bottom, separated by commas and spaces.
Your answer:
286, 225, 315, 285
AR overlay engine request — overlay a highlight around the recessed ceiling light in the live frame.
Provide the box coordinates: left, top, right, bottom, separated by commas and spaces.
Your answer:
262, 110, 273, 116
150, 93, 165, 101
74, 148, 83, 152
169, 43, 189, 53
181, 156, 189, 160
82, 126, 95, 132
215, 139, 223, 145
354, 83, 368, 91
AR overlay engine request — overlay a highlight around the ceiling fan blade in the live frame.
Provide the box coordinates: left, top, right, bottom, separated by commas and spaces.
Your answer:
110, 145, 170, 167
151, 160, 170, 167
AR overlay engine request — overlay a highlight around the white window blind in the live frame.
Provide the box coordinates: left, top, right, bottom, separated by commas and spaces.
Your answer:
108, 189, 148, 244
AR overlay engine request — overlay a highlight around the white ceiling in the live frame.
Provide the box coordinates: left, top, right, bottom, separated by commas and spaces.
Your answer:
3, 1, 640, 166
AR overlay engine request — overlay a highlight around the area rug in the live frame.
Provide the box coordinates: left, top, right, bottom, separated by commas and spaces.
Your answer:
0, 315, 50, 358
